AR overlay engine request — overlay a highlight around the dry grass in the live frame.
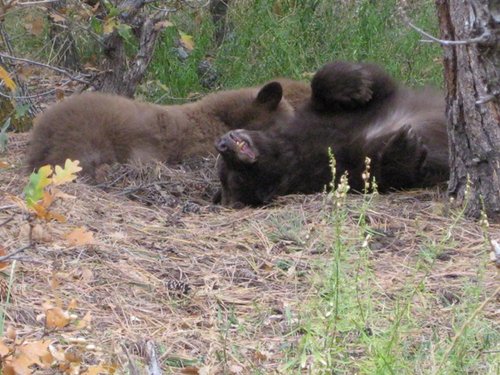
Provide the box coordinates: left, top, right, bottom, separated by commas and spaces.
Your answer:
1, 132, 498, 374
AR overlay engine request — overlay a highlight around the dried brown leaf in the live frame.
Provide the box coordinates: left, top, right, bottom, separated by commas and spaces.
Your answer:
0, 245, 8, 270
45, 307, 71, 329
76, 311, 92, 330
65, 227, 94, 246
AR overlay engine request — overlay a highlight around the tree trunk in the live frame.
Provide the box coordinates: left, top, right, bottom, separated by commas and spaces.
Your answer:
95, 0, 168, 97
436, 0, 500, 222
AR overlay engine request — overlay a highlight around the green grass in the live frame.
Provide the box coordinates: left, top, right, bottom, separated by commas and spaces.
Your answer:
149, 0, 442, 103
274, 186, 498, 374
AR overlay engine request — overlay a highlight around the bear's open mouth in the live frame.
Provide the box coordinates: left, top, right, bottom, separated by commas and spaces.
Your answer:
229, 132, 256, 160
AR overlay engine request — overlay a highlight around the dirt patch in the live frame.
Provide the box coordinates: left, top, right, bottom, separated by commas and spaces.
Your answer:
0, 132, 498, 373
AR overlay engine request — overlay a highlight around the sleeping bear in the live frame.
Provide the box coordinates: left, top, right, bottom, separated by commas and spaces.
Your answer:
214, 61, 449, 207
27, 78, 311, 177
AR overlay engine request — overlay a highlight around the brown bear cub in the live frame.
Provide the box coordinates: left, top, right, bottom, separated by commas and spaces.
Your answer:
26, 78, 311, 177
214, 61, 449, 207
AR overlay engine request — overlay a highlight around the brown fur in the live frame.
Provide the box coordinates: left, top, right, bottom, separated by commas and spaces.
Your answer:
27, 79, 311, 176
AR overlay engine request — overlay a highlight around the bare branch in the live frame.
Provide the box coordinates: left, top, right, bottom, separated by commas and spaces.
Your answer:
399, 1, 493, 47
0, 205, 17, 211
407, 21, 492, 46
146, 341, 161, 375
0, 87, 59, 100
0, 53, 90, 84
0, 216, 14, 226
476, 89, 500, 105
17, 0, 60, 5
0, 244, 32, 262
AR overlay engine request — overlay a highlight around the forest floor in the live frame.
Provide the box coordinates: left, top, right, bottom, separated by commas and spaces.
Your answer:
0, 132, 498, 374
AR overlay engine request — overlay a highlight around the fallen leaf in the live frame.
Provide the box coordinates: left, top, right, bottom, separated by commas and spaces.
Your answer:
0, 160, 11, 168
85, 363, 118, 374
2, 365, 15, 375
24, 15, 45, 36
181, 366, 201, 374
65, 227, 94, 246
67, 298, 78, 310
103, 17, 117, 34
6, 325, 17, 340
0, 339, 10, 355
48, 344, 66, 361
49, 13, 66, 23
0, 65, 16, 92
179, 31, 194, 51
154, 19, 174, 30
10, 353, 34, 375
31, 223, 53, 243
11, 340, 53, 375
0, 245, 8, 270
76, 311, 92, 330
45, 307, 71, 329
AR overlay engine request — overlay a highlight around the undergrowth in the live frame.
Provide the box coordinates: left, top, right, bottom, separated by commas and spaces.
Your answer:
150, 0, 442, 102
276, 177, 498, 374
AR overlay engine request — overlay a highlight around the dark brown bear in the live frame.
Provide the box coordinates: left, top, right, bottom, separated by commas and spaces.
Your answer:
214, 61, 449, 207
26, 78, 311, 177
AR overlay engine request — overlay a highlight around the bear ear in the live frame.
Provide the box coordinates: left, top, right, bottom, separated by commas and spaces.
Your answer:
256, 81, 283, 110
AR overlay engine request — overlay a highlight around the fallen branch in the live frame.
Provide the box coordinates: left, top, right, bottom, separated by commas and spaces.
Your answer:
0, 216, 14, 226
0, 244, 32, 262
0, 52, 90, 85
146, 340, 162, 375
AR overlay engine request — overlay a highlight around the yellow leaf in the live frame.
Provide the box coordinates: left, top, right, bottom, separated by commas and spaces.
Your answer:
45, 307, 71, 329
0, 65, 16, 92
52, 159, 82, 185
179, 31, 194, 51
103, 17, 117, 34
38, 165, 54, 188
65, 227, 95, 246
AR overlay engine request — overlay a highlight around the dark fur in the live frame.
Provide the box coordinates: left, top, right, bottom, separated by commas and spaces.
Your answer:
27, 79, 311, 177
215, 61, 449, 207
